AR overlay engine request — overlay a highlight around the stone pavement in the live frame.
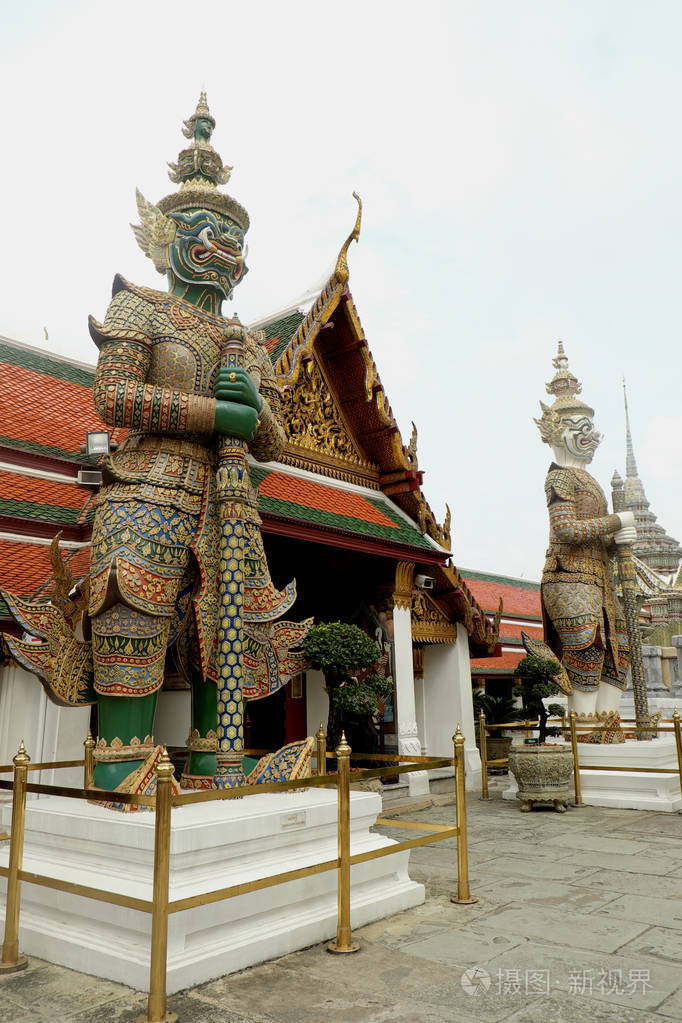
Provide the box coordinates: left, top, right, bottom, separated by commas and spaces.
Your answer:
1, 778, 681, 1023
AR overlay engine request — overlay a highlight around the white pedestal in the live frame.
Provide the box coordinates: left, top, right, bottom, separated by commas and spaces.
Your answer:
503, 738, 682, 812
0, 789, 424, 993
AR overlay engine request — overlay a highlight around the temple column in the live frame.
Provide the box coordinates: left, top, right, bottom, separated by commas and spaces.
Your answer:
393, 562, 429, 798
423, 629, 482, 790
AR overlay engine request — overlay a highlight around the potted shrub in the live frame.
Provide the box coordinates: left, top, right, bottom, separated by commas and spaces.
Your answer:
472, 691, 522, 771
301, 622, 392, 754
508, 655, 573, 812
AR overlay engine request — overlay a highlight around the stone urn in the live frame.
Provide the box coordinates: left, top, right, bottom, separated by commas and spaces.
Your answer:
508, 744, 574, 813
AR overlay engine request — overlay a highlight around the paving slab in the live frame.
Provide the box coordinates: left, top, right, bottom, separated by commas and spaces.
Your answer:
596, 893, 682, 928
468, 876, 622, 913
485, 939, 682, 1014
544, 832, 656, 856
453, 901, 647, 953
606, 814, 682, 838
618, 925, 682, 965
0, 960, 128, 1020
579, 868, 682, 899
550, 849, 679, 875
503, 992, 667, 1022
658, 984, 682, 1019
474, 855, 606, 881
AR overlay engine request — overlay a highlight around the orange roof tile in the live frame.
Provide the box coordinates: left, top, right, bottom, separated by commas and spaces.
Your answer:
0, 471, 87, 509
258, 472, 399, 530
471, 650, 527, 673
0, 540, 90, 601
1, 364, 104, 455
463, 577, 542, 619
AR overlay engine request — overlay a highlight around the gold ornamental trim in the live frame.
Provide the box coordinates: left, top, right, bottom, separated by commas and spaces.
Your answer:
186, 729, 218, 752
393, 562, 415, 611
94, 735, 154, 762
411, 590, 458, 645
280, 445, 380, 489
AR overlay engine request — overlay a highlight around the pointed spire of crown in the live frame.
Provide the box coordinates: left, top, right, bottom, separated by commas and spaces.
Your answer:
159, 92, 248, 232
168, 90, 233, 190
623, 378, 638, 478
182, 90, 215, 137
546, 340, 584, 403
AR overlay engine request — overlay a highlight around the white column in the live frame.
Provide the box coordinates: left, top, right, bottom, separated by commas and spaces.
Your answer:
423, 626, 481, 791
393, 562, 429, 798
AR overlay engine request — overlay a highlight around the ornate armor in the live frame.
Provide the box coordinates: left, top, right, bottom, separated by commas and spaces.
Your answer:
88, 276, 299, 699
542, 466, 629, 691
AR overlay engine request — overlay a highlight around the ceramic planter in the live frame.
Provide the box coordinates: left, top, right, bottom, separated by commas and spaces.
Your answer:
508, 743, 574, 812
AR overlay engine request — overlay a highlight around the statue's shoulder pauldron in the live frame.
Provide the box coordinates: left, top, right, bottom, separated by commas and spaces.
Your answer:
89, 275, 163, 350
545, 466, 575, 504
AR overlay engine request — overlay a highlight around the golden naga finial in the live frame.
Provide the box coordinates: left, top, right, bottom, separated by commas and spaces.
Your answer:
334, 192, 362, 285
406, 422, 418, 467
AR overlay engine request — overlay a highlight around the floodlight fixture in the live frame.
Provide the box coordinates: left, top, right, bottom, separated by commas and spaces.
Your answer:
84, 431, 111, 456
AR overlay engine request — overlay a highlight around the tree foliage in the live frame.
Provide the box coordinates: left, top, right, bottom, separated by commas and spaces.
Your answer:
302, 622, 389, 749
514, 654, 564, 744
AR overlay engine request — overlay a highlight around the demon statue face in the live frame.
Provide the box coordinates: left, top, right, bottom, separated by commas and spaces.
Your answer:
168, 208, 248, 299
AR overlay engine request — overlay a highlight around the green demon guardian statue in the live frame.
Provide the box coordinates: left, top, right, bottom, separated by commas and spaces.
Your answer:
1, 93, 309, 794
522, 343, 637, 733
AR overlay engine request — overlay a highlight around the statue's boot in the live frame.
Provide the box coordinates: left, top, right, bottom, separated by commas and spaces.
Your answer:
93, 693, 158, 790
181, 678, 218, 788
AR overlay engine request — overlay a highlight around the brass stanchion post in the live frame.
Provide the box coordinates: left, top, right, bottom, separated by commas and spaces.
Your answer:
316, 722, 327, 778
84, 730, 95, 790
327, 733, 359, 954
479, 710, 489, 800
569, 711, 583, 806
137, 749, 177, 1023
0, 741, 30, 973
673, 710, 682, 800
451, 726, 477, 905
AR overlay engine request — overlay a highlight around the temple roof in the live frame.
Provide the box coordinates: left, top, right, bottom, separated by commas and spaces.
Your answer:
249, 464, 436, 556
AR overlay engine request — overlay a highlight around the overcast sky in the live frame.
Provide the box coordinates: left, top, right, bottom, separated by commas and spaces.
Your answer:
2, 1, 681, 582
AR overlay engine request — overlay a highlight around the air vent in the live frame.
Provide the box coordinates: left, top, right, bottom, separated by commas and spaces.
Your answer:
77, 470, 102, 487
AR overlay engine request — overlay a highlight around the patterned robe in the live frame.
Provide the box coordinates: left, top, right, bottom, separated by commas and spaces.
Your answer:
88, 275, 297, 698
541, 464, 629, 691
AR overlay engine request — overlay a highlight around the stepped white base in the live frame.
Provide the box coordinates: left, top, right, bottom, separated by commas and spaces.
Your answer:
0, 789, 424, 993
503, 738, 682, 812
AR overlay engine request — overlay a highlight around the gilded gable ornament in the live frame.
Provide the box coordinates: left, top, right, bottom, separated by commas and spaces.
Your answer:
281, 359, 366, 467
411, 590, 458, 644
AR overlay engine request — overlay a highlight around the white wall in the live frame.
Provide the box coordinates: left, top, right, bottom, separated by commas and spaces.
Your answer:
155, 690, 191, 747
0, 664, 90, 790
423, 626, 481, 791
305, 669, 329, 739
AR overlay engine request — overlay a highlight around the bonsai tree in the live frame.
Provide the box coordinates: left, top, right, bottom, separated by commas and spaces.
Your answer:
514, 655, 565, 744
301, 622, 392, 752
